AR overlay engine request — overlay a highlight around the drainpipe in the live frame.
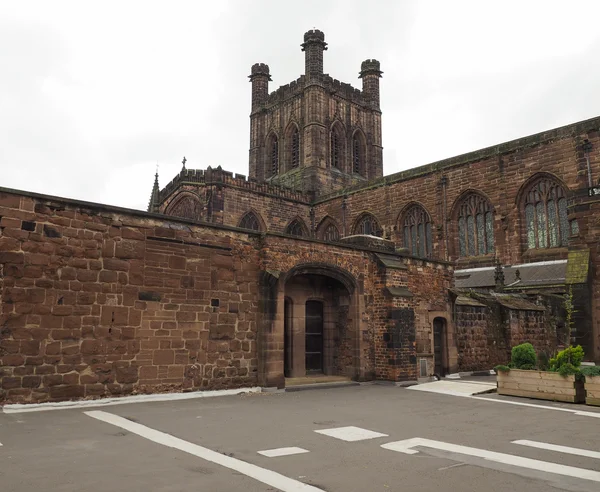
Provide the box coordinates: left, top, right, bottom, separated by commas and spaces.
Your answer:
583, 139, 593, 188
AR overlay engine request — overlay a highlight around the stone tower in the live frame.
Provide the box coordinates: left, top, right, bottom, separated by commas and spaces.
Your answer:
248, 30, 383, 199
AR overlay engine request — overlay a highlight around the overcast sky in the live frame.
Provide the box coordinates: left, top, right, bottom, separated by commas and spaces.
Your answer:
2, 1, 600, 211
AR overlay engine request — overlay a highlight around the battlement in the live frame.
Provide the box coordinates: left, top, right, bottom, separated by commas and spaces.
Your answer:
249, 63, 271, 79
303, 29, 326, 43
159, 166, 310, 203
264, 73, 366, 106
360, 59, 382, 77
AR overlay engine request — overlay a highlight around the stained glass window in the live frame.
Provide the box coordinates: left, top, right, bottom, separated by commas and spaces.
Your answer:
402, 205, 433, 258
331, 127, 341, 169
354, 213, 381, 236
167, 195, 201, 220
525, 178, 568, 249
291, 127, 300, 168
286, 219, 307, 237
239, 212, 261, 231
352, 133, 365, 175
270, 136, 279, 176
323, 223, 340, 241
456, 194, 495, 257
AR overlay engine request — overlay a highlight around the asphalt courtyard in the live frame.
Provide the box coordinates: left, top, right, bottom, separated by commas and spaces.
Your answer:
1, 382, 600, 492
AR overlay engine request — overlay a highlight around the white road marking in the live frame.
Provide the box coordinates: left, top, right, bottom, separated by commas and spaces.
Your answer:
85, 411, 323, 492
472, 396, 600, 418
314, 426, 388, 442
512, 440, 600, 460
2, 387, 262, 414
381, 438, 600, 483
258, 447, 310, 458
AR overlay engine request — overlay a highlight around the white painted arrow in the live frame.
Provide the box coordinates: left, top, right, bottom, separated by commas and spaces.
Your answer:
381, 438, 600, 483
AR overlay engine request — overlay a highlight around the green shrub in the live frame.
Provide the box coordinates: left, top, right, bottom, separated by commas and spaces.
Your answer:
581, 366, 600, 378
557, 362, 581, 379
519, 363, 536, 371
549, 345, 585, 371
511, 343, 537, 369
494, 365, 510, 373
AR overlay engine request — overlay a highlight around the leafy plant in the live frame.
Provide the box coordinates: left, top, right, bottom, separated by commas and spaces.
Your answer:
494, 364, 510, 373
557, 362, 581, 379
511, 343, 537, 369
580, 366, 600, 378
519, 363, 535, 371
564, 286, 576, 346
549, 345, 585, 371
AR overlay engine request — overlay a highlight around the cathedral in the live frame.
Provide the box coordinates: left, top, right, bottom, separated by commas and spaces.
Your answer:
1, 30, 599, 404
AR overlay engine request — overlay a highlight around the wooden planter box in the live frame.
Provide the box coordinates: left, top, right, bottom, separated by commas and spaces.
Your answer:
585, 376, 600, 406
497, 369, 585, 403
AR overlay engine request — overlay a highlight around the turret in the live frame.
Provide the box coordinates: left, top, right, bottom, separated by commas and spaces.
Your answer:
301, 29, 327, 78
359, 59, 383, 108
248, 63, 271, 110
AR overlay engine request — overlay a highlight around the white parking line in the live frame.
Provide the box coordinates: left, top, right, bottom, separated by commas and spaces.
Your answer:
85, 410, 323, 492
314, 426, 388, 442
258, 447, 310, 458
472, 396, 600, 418
382, 437, 600, 483
512, 440, 600, 460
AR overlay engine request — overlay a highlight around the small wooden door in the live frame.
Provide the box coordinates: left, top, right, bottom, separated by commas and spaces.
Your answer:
433, 318, 445, 377
305, 301, 324, 373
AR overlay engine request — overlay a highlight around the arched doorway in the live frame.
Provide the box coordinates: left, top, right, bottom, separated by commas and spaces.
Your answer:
433, 317, 447, 377
281, 265, 357, 379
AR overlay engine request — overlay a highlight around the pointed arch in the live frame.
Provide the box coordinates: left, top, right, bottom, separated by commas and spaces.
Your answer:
517, 173, 571, 249
265, 131, 279, 178
351, 129, 367, 177
285, 217, 309, 237
330, 120, 346, 172
352, 212, 382, 237
165, 191, 202, 221
398, 202, 433, 258
238, 209, 265, 232
451, 190, 495, 257
284, 121, 300, 172
316, 216, 341, 242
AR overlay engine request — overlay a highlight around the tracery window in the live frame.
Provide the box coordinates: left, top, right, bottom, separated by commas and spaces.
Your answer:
402, 205, 433, 258
167, 195, 201, 220
352, 133, 365, 175
331, 127, 341, 169
270, 135, 279, 176
524, 178, 569, 249
323, 223, 340, 241
286, 219, 307, 237
353, 213, 381, 236
457, 194, 495, 257
291, 127, 299, 168
239, 212, 261, 231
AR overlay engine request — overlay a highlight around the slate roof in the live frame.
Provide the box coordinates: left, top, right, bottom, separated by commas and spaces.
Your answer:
454, 260, 567, 289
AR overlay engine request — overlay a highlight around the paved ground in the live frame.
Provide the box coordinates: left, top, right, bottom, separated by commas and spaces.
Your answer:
1, 383, 600, 492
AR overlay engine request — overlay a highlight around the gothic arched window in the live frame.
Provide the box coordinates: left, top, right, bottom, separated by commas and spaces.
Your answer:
269, 135, 279, 176
353, 213, 381, 236
286, 219, 307, 237
524, 178, 569, 249
323, 223, 340, 241
457, 194, 495, 257
239, 211, 262, 231
167, 195, 201, 221
352, 131, 366, 176
291, 127, 300, 169
331, 124, 344, 170
402, 205, 433, 258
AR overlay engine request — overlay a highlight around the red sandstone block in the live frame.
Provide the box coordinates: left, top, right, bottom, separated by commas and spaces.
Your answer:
0, 252, 24, 264
153, 350, 175, 365
35, 365, 56, 375
103, 258, 129, 271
